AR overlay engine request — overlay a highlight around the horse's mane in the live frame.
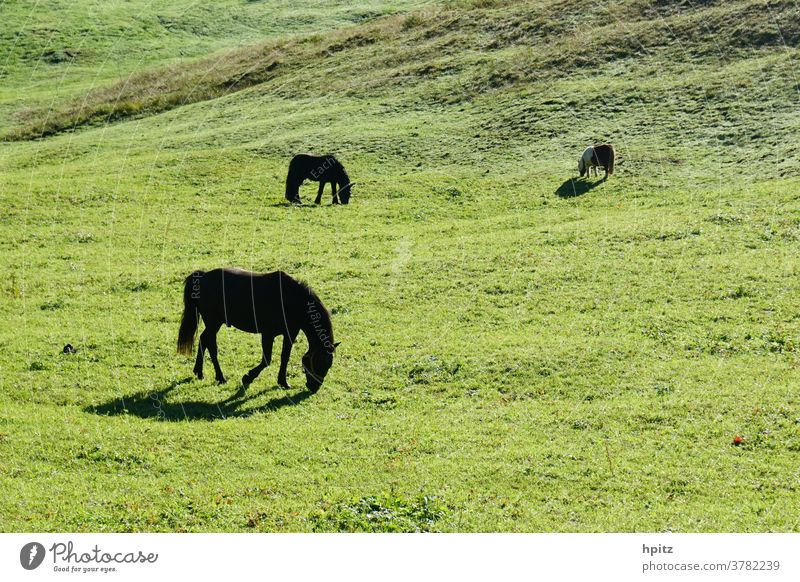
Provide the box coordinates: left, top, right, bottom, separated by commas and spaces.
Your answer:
296, 277, 322, 304
295, 277, 333, 333
339, 165, 351, 186
288, 156, 317, 182
285, 159, 303, 200
323, 154, 349, 185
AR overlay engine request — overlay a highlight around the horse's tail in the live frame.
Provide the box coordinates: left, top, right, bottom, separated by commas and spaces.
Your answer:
607, 145, 615, 175
177, 272, 202, 355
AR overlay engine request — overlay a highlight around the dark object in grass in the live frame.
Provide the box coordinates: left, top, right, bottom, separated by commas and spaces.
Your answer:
177, 268, 339, 393
62, 344, 76, 354
578, 144, 615, 179
284, 153, 354, 205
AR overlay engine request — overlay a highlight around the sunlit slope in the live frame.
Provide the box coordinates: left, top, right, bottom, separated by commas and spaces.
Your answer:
4, 0, 798, 182
0, 0, 433, 123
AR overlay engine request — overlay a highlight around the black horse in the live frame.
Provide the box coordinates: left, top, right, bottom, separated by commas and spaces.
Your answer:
177, 268, 338, 393
284, 154, 354, 205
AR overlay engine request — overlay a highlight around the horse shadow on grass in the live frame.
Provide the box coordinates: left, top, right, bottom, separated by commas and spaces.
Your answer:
267, 201, 305, 208
266, 200, 327, 208
85, 376, 312, 421
555, 177, 606, 198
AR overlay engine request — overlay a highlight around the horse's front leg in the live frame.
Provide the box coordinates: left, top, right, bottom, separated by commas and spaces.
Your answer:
243, 335, 273, 387
314, 182, 324, 205
331, 182, 339, 204
277, 330, 298, 389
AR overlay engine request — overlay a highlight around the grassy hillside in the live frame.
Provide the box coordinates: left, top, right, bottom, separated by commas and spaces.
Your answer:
0, 0, 432, 124
0, 0, 799, 532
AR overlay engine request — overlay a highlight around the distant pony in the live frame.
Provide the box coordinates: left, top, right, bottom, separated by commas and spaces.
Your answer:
284, 154, 354, 204
578, 144, 615, 179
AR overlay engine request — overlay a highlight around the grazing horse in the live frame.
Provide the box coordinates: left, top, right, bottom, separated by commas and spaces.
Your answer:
284, 153, 354, 205
177, 268, 338, 393
578, 144, 615, 179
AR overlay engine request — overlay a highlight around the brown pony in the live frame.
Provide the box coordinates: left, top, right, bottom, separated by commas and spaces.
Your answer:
578, 144, 615, 179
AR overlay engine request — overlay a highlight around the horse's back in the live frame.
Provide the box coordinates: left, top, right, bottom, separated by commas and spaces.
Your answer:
289, 153, 315, 167
583, 144, 614, 164
594, 144, 614, 171
196, 268, 295, 334
289, 153, 332, 170
594, 143, 613, 155
290, 153, 342, 176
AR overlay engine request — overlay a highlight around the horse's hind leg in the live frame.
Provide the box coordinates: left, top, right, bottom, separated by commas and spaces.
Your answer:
199, 324, 226, 383
193, 321, 216, 379
314, 182, 324, 205
193, 338, 206, 380
243, 335, 273, 387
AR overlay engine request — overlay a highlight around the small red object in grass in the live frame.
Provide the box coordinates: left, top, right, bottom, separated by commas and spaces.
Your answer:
733, 435, 745, 446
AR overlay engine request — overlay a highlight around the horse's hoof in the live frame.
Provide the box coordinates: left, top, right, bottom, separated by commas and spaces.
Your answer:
217, 376, 227, 384
194, 371, 203, 380
278, 380, 291, 390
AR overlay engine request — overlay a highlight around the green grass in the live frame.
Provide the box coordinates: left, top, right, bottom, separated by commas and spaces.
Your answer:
0, 0, 433, 125
0, 0, 799, 532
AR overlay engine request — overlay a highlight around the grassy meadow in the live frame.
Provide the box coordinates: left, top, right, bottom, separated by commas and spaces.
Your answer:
1, 0, 799, 532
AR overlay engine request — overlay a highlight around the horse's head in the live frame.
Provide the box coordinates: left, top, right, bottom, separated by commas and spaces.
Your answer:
302, 342, 340, 393
339, 182, 354, 204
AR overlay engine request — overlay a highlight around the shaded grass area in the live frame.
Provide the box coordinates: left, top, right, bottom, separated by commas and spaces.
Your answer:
86, 378, 314, 421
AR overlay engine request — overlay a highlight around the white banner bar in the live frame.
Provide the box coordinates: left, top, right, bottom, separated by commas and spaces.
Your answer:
1, 534, 797, 581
